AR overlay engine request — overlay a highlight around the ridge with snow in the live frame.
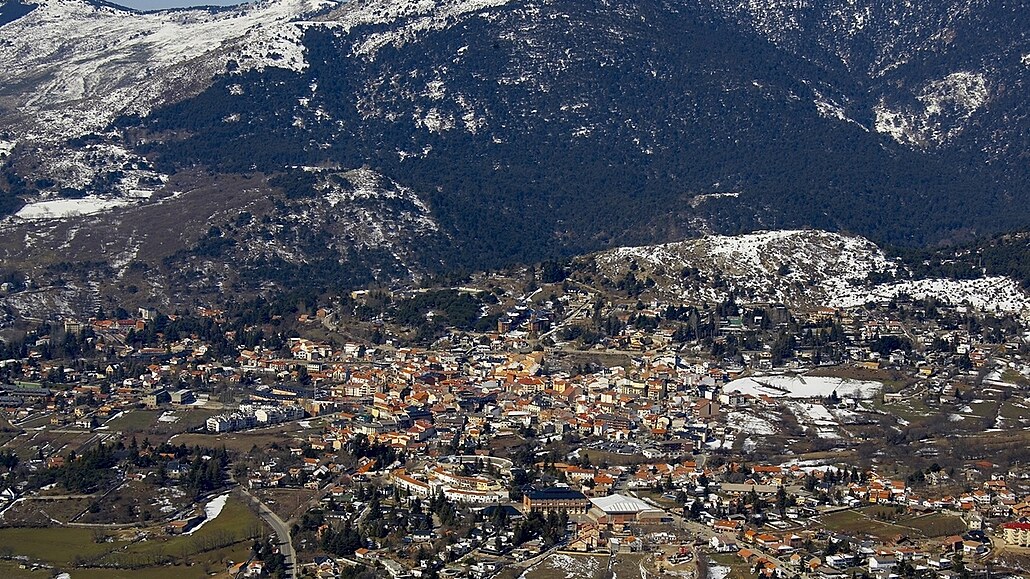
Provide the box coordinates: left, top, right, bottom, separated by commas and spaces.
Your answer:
592, 230, 1030, 314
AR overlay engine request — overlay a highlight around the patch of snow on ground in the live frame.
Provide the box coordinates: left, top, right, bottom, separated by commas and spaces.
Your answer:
344, 0, 516, 57
545, 553, 602, 579
725, 374, 882, 400
873, 71, 989, 147
787, 401, 841, 438
184, 493, 230, 535
708, 565, 730, 579
13, 197, 135, 220
726, 411, 776, 435
779, 458, 836, 473
832, 276, 1030, 313
595, 230, 899, 307
594, 230, 1030, 314
788, 402, 836, 424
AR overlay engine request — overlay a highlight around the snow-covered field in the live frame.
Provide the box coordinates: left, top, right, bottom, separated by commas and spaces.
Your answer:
724, 410, 777, 435
157, 411, 180, 423
538, 553, 603, 579
786, 401, 843, 438
13, 197, 136, 221
724, 374, 882, 400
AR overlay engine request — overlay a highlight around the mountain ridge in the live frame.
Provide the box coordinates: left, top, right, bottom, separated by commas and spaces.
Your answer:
0, 0, 1027, 313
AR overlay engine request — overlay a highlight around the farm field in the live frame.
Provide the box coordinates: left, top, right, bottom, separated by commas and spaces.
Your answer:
818, 506, 966, 540
103, 409, 161, 433
0, 495, 265, 573
172, 430, 307, 453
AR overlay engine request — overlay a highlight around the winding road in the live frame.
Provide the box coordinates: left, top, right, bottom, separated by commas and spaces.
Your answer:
240, 487, 298, 579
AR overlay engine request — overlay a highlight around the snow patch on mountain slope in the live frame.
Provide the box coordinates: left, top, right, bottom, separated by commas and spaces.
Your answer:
0, 0, 336, 142
326, 0, 515, 58
874, 72, 989, 147
13, 196, 141, 221
596, 230, 895, 306
259, 167, 446, 271
707, 0, 980, 77
831, 276, 1028, 313
593, 230, 1030, 313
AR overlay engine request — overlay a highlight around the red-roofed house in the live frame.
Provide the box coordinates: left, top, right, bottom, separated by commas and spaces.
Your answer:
1002, 522, 1030, 546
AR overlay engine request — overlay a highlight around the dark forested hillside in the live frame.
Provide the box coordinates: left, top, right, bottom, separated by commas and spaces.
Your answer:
0, 0, 1027, 304
125, 0, 1027, 273
890, 232, 1030, 289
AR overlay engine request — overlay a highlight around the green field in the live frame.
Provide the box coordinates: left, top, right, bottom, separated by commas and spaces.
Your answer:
0, 527, 129, 566
70, 542, 252, 578
104, 409, 161, 432
819, 507, 966, 540
819, 508, 907, 540
1000, 369, 1030, 388
998, 400, 1030, 422
871, 396, 938, 424
902, 513, 968, 537
0, 495, 265, 572
172, 429, 307, 453
96, 496, 264, 567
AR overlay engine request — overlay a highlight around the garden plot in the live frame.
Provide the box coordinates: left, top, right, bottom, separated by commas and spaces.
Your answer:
153, 485, 189, 514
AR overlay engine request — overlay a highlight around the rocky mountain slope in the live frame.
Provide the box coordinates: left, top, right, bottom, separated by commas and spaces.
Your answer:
591, 229, 1030, 313
0, 0, 1027, 314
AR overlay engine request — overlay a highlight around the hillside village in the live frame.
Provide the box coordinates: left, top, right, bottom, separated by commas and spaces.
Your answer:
0, 258, 1030, 579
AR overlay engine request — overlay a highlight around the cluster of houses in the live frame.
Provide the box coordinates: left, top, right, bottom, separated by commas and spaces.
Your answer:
1, 280, 1028, 579
389, 456, 512, 505
206, 404, 305, 433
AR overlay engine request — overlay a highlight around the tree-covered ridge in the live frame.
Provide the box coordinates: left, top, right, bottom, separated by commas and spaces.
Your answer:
119, 0, 1027, 278
890, 232, 1030, 288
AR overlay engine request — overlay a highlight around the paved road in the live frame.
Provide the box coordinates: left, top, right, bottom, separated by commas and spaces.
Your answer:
240, 488, 298, 579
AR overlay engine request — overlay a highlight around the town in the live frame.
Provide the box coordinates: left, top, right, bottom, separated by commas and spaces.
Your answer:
1, 258, 1030, 579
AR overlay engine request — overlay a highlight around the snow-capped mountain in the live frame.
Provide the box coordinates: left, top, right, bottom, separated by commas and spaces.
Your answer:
0, 0, 1027, 311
